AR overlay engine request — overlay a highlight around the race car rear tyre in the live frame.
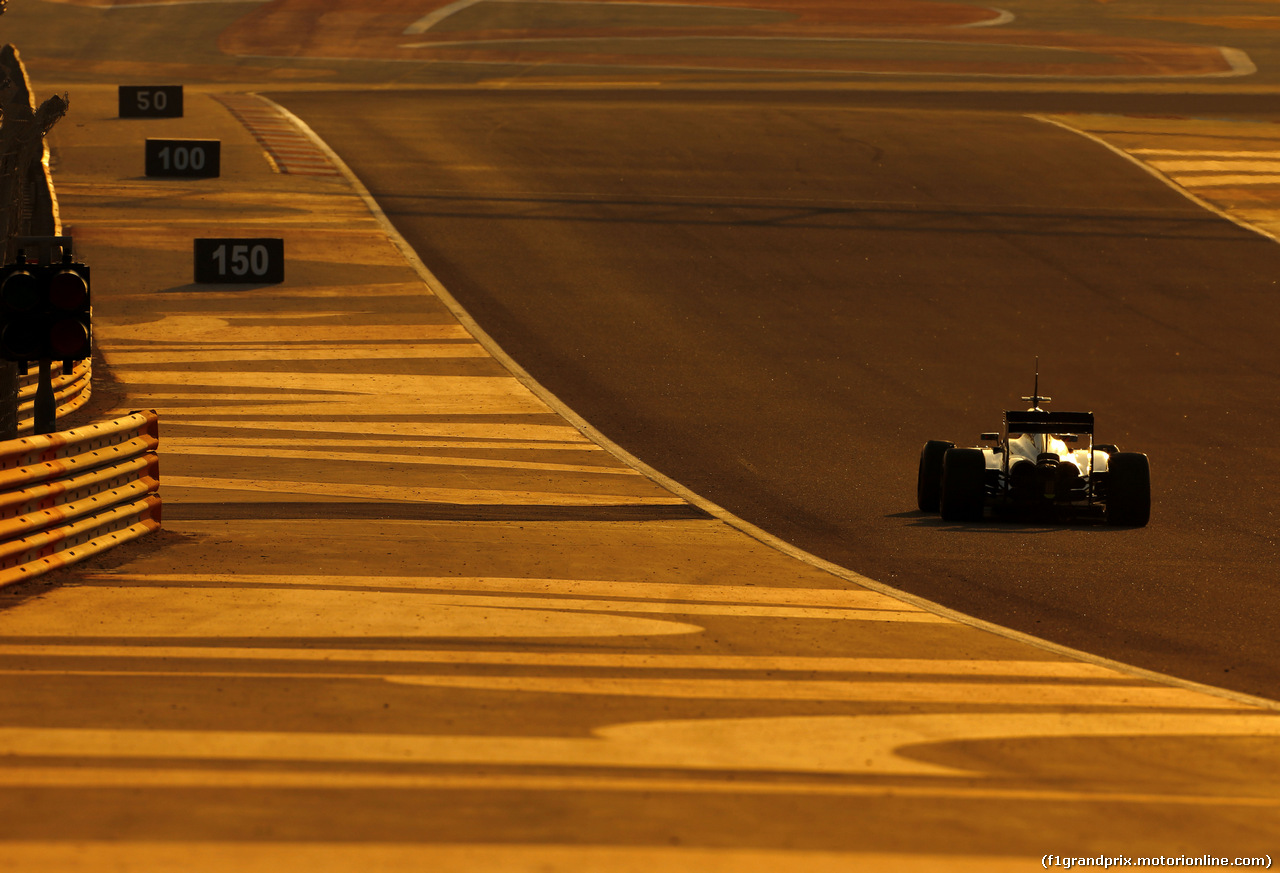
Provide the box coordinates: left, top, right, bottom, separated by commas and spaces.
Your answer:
917, 440, 954, 512
940, 448, 986, 522
1106, 452, 1150, 527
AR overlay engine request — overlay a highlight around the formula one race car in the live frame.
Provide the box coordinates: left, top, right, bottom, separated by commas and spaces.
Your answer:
917, 372, 1150, 526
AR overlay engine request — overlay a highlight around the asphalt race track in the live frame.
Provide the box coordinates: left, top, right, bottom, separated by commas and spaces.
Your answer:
274, 89, 1280, 700
5, 0, 1280, 865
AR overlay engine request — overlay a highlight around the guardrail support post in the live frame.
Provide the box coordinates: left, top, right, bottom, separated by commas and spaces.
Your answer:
0, 360, 15, 440
34, 359, 54, 435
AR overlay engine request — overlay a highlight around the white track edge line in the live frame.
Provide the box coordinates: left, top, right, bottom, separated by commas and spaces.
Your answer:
257, 93, 1280, 712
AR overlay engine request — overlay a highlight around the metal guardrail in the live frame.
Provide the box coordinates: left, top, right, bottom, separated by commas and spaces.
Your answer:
0, 51, 161, 584
0, 410, 161, 588
0, 52, 159, 586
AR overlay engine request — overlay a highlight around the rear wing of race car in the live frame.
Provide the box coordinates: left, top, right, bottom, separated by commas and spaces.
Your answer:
1004, 410, 1094, 435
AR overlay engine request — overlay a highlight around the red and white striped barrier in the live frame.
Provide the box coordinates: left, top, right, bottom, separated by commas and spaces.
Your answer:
0, 410, 161, 588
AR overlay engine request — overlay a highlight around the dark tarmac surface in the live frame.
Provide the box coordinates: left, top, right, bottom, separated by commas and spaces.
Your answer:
274, 88, 1280, 700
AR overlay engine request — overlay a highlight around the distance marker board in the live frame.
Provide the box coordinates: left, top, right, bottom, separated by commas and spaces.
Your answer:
119, 86, 183, 118
194, 238, 285, 285
145, 138, 220, 178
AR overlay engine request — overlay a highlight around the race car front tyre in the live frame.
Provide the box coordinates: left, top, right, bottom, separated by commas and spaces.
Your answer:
1106, 452, 1150, 527
940, 447, 986, 522
917, 440, 954, 512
